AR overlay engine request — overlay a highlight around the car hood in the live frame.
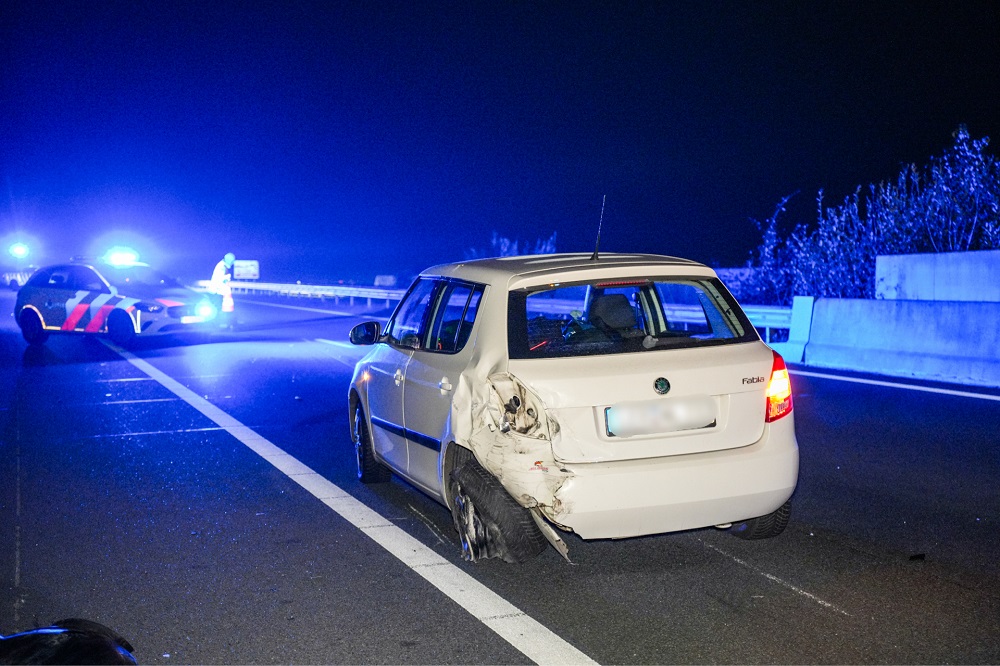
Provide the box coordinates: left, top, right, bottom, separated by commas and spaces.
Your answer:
111, 284, 201, 303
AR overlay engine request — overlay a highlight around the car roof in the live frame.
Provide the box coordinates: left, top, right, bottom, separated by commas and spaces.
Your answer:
34, 260, 151, 271
419, 253, 715, 286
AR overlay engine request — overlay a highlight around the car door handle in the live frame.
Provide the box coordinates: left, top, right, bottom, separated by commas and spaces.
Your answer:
439, 378, 453, 394
394, 369, 403, 386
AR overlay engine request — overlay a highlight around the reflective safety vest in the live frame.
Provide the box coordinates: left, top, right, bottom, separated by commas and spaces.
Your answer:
210, 260, 235, 313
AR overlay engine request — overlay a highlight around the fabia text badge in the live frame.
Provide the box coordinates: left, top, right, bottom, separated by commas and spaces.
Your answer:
653, 377, 671, 395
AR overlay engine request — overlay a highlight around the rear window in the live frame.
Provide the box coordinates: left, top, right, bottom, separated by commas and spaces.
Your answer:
508, 277, 757, 359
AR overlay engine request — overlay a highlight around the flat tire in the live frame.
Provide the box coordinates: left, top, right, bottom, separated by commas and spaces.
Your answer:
449, 448, 548, 563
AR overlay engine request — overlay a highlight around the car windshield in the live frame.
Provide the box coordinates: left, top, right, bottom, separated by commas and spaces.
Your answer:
100, 264, 182, 290
508, 276, 757, 359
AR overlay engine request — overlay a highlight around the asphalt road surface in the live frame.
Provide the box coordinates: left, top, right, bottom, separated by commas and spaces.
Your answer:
2, 290, 998, 664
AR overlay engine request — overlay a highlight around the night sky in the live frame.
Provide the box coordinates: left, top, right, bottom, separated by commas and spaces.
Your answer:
3, 2, 999, 284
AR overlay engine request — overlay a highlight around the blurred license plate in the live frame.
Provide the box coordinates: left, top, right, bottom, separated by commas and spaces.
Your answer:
605, 396, 717, 438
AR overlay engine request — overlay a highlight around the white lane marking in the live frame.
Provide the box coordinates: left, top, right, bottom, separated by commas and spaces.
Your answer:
240, 299, 356, 316
105, 342, 596, 666
791, 370, 1000, 402
312, 338, 361, 370
703, 542, 852, 617
95, 377, 157, 383
13, 442, 22, 624
315, 338, 356, 350
97, 398, 180, 405
82, 426, 230, 439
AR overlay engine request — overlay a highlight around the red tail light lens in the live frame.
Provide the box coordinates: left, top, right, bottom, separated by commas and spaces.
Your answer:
765, 350, 793, 422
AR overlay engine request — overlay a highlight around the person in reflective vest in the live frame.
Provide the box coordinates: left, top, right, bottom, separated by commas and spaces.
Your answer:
211, 252, 236, 326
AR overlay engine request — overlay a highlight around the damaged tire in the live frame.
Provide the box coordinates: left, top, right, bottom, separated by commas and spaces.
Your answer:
449, 448, 548, 563
732, 499, 791, 540
354, 403, 391, 483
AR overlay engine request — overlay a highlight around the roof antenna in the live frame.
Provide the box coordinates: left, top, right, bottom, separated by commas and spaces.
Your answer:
590, 194, 606, 261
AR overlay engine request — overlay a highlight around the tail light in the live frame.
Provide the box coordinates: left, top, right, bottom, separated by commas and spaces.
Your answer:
765, 350, 793, 422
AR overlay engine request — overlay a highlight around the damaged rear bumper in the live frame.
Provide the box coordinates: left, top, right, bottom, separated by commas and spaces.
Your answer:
540, 416, 799, 540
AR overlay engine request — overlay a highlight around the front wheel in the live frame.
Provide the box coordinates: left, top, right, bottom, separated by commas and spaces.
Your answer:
107, 310, 136, 347
19, 309, 49, 346
732, 499, 791, 540
353, 403, 391, 483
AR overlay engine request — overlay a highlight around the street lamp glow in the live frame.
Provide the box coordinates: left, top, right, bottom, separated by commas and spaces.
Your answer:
8, 242, 30, 260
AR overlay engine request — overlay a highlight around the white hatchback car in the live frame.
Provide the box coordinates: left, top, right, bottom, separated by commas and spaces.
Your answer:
348, 253, 798, 562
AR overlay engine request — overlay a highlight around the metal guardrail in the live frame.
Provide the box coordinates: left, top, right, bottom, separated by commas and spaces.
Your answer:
196, 280, 792, 336
195, 280, 406, 307
742, 304, 794, 342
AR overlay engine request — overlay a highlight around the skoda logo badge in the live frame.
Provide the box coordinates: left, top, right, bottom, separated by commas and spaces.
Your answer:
653, 377, 670, 395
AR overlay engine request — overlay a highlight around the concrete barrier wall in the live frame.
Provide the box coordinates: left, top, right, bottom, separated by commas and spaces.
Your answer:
804, 298, 1000, 387
876, 249, 1000, 301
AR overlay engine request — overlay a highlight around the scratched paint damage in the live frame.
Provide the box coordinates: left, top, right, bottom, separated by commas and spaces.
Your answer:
450, 369, 573, 560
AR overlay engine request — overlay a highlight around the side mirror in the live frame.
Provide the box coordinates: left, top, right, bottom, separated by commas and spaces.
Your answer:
349, 321, 381, 345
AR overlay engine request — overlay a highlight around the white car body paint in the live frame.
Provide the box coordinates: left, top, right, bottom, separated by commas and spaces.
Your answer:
350, 253, 799, 555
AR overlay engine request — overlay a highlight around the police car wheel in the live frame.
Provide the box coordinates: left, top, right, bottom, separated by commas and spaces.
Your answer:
19, 310, 49, 346
107, 310, 136, 346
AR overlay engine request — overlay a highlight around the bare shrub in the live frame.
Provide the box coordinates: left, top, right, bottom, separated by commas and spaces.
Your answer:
466, 231, 558, 259
738, 127, 1000, 305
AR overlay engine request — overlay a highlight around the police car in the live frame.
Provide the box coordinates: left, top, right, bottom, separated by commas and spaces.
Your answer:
14, 260, 220, 346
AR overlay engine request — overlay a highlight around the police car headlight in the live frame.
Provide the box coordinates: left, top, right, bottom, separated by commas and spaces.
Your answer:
195, 300, 217, 320
136, 302, 164, 313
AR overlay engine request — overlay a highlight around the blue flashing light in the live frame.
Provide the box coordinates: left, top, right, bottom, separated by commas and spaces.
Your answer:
8, 242, 30, 260
102, 246, 140, 267
196, 300, 217, 319
181, 300, 217, 323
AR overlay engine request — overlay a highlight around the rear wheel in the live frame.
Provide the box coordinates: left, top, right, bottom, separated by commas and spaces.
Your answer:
107, 310, 136, 346
449, 448, 548, 563
354, 403, 391, 483
732, 499, 791, 540
19, 309, 49, 346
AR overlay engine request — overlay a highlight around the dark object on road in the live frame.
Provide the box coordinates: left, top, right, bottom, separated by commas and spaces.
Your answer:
0, 618, 137, 665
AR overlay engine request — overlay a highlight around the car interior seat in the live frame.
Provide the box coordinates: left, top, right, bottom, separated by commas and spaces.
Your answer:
587, 294, 644, 338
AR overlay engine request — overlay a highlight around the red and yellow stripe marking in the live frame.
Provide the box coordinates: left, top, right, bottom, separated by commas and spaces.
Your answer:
62, 302, 91, 330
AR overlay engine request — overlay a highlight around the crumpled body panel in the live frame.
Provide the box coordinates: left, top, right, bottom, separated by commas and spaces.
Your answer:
455, 371, 573, 529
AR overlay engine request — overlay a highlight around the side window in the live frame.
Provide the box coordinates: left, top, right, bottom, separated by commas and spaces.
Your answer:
45, 268, 74, 289
384, 279, 437, 349
26, 268, 54, 288
69, 266, 107, 292
425, 282, 484, 353
457, 288, 483, 350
